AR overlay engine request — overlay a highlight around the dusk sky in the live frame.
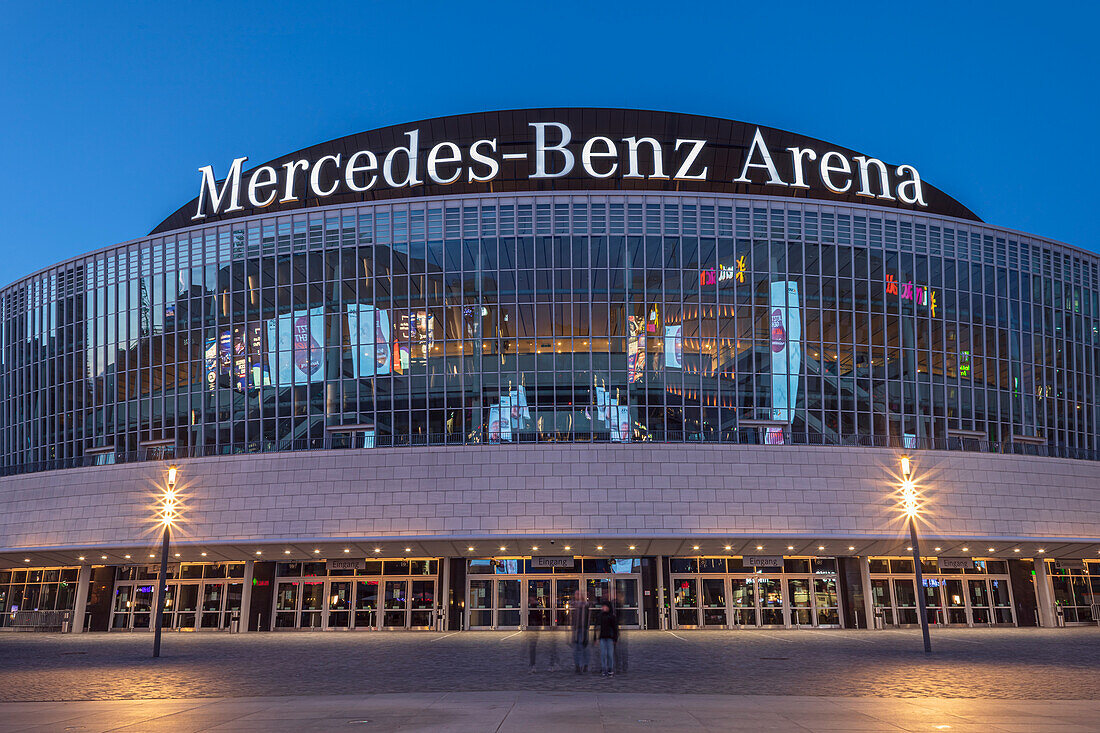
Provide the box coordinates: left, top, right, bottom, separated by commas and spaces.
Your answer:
1, 2, 1096, 284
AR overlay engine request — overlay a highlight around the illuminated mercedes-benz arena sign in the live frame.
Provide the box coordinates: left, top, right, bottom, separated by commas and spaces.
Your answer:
1, 109, 1097, 635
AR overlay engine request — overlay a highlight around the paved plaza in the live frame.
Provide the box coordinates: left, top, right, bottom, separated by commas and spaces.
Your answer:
1, 628, 1099, 731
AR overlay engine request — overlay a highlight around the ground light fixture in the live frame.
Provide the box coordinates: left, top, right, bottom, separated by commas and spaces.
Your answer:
152, 465, 180, 659
899, 456, 932, 654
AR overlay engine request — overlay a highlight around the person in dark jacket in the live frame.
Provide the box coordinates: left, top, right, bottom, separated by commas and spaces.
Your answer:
595, 601, 619, 676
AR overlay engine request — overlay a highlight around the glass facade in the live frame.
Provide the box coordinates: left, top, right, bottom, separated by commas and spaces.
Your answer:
3, 193, 1099, 474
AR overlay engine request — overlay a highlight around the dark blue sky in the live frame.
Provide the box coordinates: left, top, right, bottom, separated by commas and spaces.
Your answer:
2, 3, 1096, 285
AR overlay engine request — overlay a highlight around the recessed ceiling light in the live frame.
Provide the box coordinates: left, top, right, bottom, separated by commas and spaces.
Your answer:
404, 547, 412, 553
1013, 548, 1020, 553
284, 550, 291, 555
962, 547, 969, 552
564, 545, 571, 551
102, 555, 108, 560
691, 545, 699, 551
724, 545, 731, 551
149, 554, 155, 558
500, 546, 506, 551
78, 556, 85, 561
848, 546, 855, 551
907, 546, 913, 551
629, 545, 636, 550
173, 553, 180, 558
374, 548, 382, 553
818, 546, 825, 551
255, 551, 262, 555
988, 547, 995, 552
201, 552, 207, 557
23, 558, 30, 562
787, 545, 794, 551
934, 547, 941, 551
756, 545, 763, 550
467, 546, 475, 552
124, 554, 131, 559
597, 545, 605, 551
343, 548, 351, 553
1038, 549, 1045, 553
313, 549, 320, 554
532, 546, 539, 551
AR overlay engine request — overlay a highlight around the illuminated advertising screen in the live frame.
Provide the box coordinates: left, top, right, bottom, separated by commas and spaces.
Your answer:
664, 324, 683, 368
266, 307, 326, 384
203, 336, 219, 391
769, 281, 801, 424
346, 304, 391, 377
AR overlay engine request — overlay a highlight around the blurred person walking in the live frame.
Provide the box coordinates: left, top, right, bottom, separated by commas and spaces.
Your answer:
569, 589, 590, 674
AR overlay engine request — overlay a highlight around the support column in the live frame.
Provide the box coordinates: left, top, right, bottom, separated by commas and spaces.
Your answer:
238, 560, 254, 632
860, 556, 875, 630
438, 556, 451, 631
70, 564, 92, 633
655, 555, 666, 630
1033, 558, 1056, 628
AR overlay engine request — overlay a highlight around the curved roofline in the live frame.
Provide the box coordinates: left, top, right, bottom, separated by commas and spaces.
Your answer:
3, 190, 1094, 294
149, 108, 981, 235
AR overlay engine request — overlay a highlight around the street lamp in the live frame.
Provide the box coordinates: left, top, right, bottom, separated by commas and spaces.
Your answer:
152, 465, 180, 658
900, 456, 931, 654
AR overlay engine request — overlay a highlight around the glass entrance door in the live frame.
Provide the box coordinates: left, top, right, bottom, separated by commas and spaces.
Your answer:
758, 577, 784, 626
730, 578, 756, 626
527, 579, 552, 628
465, 573, 642, 630
701, 578, 727, 627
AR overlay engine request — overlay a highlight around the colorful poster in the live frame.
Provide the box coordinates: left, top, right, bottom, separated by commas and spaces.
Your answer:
612, 405, 632, 443
664, 324, 683, 368
769, 281, 801, 423
203, 336, 219, 391
627, 315, 645, 383
266, 307, 327, 384
346, 304, 391, 377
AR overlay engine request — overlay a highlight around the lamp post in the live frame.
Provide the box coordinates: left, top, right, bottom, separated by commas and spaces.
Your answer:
152, 465, 179, 659
900, 456, 932, 654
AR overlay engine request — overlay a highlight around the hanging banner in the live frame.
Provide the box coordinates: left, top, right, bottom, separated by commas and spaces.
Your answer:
664, 324, 683, 368
346, 304, 392, 377
266, 307, 327, 384
769, 281, 801, 424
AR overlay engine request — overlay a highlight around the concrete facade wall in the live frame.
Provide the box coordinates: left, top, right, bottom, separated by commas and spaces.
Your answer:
1, 445, 1098, 551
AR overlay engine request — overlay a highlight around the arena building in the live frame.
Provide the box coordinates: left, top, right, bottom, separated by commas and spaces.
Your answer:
1, 109, 1098, 634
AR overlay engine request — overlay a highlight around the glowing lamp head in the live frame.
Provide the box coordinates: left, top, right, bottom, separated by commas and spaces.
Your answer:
167, 465, 178, 488
900, 479, 920, 518
900, 456, 911, 478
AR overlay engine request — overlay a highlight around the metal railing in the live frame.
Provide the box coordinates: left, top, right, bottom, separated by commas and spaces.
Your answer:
4, 610, 72, 632
3, 430, 1096, 477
